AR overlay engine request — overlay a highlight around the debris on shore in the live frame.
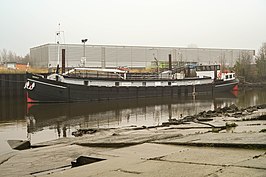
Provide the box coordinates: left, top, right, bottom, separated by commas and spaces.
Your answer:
72, 128, 98, 137
162, 103, 266, 127
1, 103, 266, 177
68, 103, 266, 139
7, 140, 30, 150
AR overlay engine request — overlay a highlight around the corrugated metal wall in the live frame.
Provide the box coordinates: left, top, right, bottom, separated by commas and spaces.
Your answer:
30, 44, 255, 68
30, 45, 49, 67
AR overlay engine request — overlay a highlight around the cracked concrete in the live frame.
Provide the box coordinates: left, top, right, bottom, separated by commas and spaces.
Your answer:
0, 153, 15, 165
1, 109, 266, 177
39, 144, 266, 177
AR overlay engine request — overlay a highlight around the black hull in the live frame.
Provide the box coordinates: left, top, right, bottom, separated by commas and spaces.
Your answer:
214, 79, 239, 92
25, 73, 238, 103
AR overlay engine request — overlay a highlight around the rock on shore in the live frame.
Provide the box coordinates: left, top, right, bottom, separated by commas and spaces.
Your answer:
1, 104, 266, 177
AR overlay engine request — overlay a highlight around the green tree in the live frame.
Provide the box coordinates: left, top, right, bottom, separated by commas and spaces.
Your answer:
256, 43, 266, 80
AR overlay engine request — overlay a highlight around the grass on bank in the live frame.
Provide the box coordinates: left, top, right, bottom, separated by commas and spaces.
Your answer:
0, 66, 157, 74
0, 66, 48, 74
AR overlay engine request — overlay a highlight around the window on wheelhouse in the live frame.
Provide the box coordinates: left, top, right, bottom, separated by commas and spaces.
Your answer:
142, 82, 146, 86
196, 65, 220, 71
84, 80, 89, 86
115, 82, 119, 86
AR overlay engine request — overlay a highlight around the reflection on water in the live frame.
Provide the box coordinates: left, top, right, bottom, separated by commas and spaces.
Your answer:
1, 89, 266, 154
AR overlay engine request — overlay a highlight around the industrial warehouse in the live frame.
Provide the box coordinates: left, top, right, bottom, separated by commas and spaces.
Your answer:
30, 43, 255, 69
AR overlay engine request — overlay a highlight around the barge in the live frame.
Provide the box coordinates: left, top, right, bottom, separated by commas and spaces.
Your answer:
24, 64, 238, 103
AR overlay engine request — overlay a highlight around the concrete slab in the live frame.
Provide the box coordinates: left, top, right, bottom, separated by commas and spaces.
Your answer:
0, 108, 265, 177
209, 166, 266, 177
154, 132, 266, 149
0, 144, 115, 177
40, 143, 266, 177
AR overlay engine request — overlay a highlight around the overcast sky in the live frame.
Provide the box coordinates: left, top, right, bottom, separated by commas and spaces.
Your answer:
0, 0, 265, 56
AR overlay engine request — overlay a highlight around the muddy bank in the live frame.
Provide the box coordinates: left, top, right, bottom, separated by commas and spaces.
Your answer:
1, 103, 266, 177
71, 103, 266, 138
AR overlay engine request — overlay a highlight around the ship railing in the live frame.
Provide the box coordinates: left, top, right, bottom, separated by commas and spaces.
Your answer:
64, 68, 127, 80
126, 73, 171, 80
67, 71, 172, 80
68, 72, 123, 79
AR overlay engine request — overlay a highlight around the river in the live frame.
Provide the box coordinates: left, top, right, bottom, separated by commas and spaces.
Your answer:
1, 88, 266, 154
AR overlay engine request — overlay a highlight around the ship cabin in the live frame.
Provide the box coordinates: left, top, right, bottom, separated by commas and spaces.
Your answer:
195, 64, 236, 81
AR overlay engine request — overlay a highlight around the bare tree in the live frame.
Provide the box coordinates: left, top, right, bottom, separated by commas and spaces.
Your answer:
256, 43, 266, 80
8, 50, 16, 62
0, 48, 31, 64
1, 49, 8, 63
20, 53, 30, 64
234, 51, 253, 81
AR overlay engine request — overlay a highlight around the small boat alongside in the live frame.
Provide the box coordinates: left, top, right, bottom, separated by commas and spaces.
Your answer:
24, 64, 238, 103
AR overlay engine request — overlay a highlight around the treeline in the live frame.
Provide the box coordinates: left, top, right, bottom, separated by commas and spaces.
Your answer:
0, 49, 30, 64
234, 43, 266, 82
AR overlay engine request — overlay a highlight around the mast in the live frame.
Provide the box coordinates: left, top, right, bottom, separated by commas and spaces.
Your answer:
55, 23, 64, 74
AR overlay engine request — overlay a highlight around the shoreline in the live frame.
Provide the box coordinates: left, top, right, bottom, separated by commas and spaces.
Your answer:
239, 82, 266, 88
0, 103, 266, 176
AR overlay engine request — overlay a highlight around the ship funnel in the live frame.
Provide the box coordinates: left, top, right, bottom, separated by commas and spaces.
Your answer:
169, 54, 172, 71
62, 49, 65, 74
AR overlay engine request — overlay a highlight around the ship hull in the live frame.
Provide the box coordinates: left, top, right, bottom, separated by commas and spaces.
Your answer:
25, 73, 238, 103
214, 79, 239, 92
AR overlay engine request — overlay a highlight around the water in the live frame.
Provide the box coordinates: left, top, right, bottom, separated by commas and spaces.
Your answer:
1, 88, 266, 154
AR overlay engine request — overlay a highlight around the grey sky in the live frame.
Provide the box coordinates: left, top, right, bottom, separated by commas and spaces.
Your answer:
0, 0, 265, 56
